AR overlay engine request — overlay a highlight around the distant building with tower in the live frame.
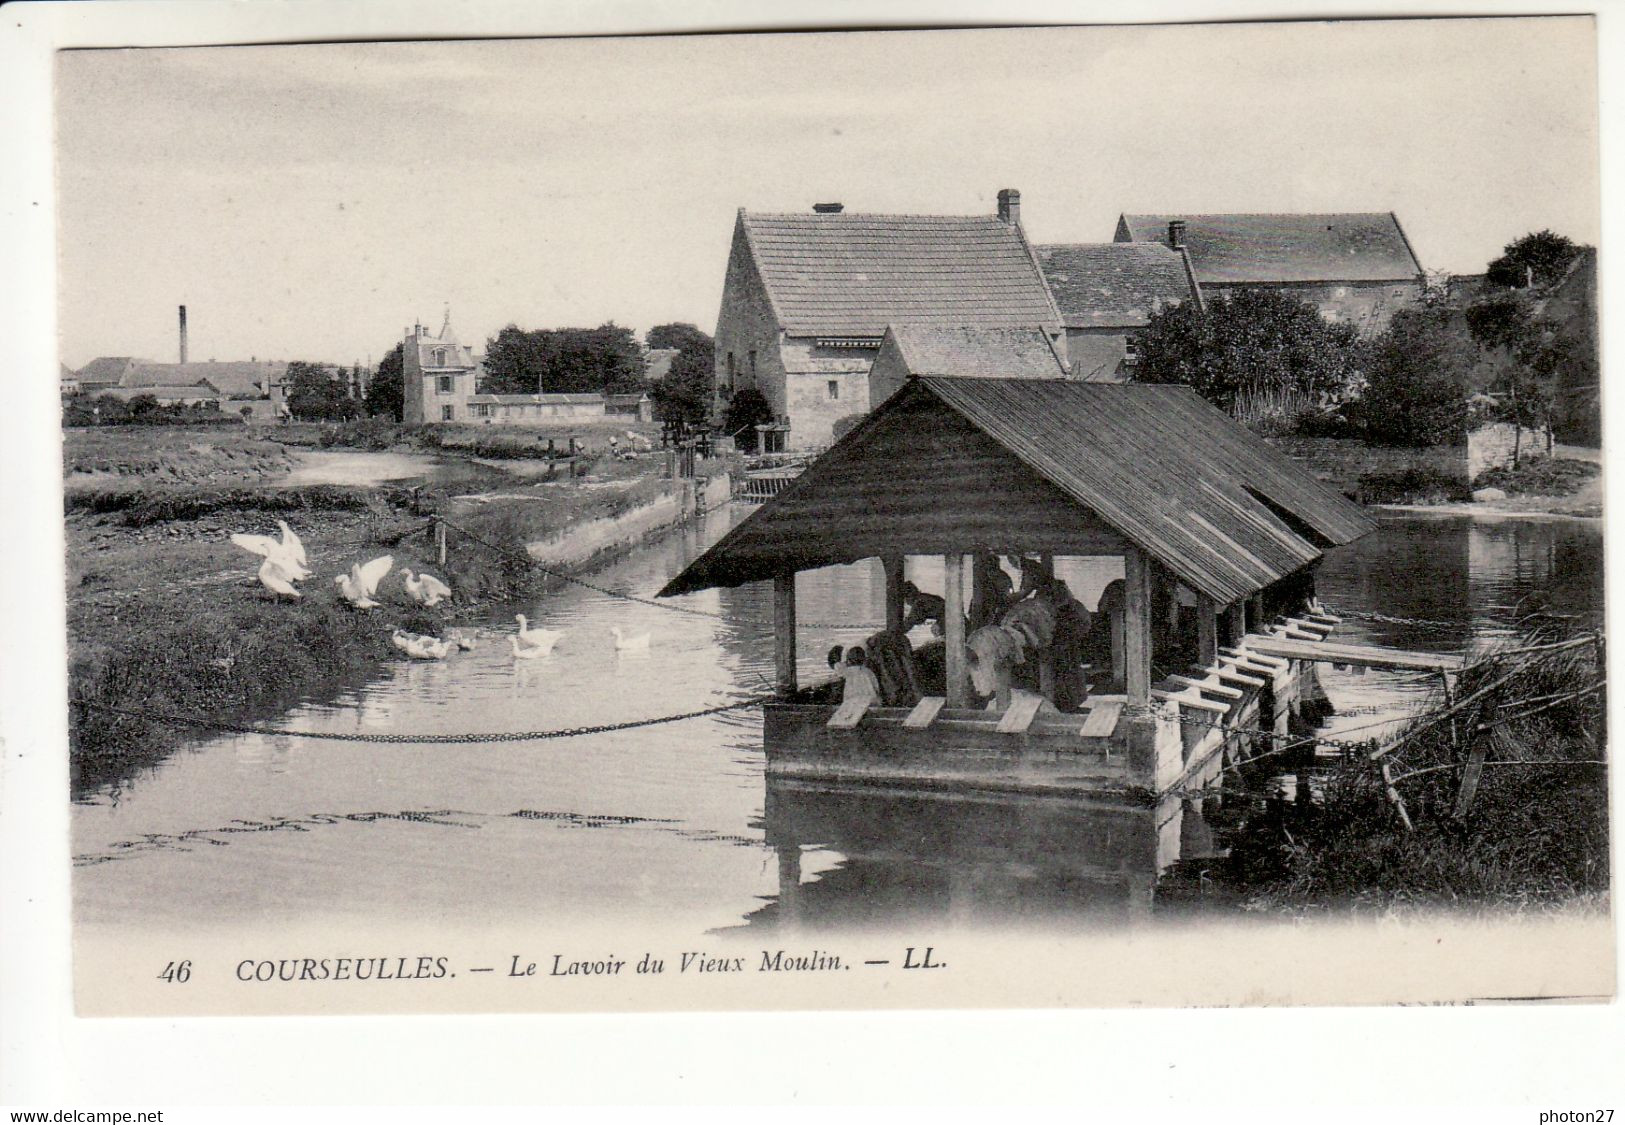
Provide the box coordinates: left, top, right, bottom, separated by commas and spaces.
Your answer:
401, 312, 480, 424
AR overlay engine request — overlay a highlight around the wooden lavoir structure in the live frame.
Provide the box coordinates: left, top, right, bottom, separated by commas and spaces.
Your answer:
661, 377, 1379, 800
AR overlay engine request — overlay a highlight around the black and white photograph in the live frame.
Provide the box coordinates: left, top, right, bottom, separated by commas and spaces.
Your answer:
7, 0, 1616, 1063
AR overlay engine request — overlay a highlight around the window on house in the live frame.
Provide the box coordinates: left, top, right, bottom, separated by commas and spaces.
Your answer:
438, 376, 453, 393
472, 403, 491, 418
827, 380, 839, 399
749, 350, 758, 377
726, 352, 736, 388
441, 405, 455, 421
1123, 337, 1140, 364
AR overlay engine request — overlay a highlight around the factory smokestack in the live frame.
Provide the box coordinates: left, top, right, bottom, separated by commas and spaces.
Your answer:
178, 305, 189, 364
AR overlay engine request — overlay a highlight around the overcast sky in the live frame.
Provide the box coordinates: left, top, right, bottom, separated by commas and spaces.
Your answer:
55, 17, 1598, 370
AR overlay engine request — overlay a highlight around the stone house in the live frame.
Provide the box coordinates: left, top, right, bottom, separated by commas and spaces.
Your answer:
402, 315, 480, 424
1113, 213, 1425, 335
713, 190, 1064, 451
1035, 243, 1203, 382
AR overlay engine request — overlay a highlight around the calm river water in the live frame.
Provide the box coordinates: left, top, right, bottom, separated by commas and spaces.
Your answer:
72, 507, 1603, 934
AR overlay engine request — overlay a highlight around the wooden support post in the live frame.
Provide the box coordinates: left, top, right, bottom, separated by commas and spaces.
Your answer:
883, 555, 905, 636
1196, 593, 1219, 668
1124, 546, 1153, 708
1037, 553, 1057, 702
1110, 597, 1126, 687
943, 553, 969, 707
1248, 593, 1265, 632
436, 519, 448, 568
773, 572, 797, 698
776, 846, 802, 929
1225, 602, 1246, 647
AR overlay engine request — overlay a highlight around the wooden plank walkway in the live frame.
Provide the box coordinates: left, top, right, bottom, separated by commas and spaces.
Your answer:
1247, 636, 1465, 673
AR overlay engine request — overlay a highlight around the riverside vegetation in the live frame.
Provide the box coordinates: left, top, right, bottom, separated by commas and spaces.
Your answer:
64, 421, 725, 798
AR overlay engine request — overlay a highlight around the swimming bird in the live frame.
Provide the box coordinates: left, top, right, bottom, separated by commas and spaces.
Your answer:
257, 556, 302, 600
391, 627, 431, 655
445, 627, 478, 651
509, 635, 551, 660
610, 626, 651, 653
411, 636, 455, 660
401, 568, 452, 607
335, 554, 394, 609
514, 614, 564, 654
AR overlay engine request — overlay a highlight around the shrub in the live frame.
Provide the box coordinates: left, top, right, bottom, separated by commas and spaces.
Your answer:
1355, 466, 1470, 505
1472, 458, 1598, 497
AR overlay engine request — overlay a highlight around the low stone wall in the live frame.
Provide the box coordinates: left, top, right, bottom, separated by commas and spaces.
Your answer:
1466, 422, 1553, 480
1265, 437, 1467, 495
525, 472, 731, 571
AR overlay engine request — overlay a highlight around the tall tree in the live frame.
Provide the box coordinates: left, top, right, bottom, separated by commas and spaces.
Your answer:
1361, 307, 1474, 447
1133, 289, 1363, 410
646, 322, 715, 426
481, 325, 555, 396
365, 343, 404, 421
1486, 230, 1582, 290
481, 323, 645, 395
286, 362, 359, 422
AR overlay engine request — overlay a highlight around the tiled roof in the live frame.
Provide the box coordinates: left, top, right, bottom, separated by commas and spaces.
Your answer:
121, 361, 285, 398
740, 211, 1061, 336
101, 382, 223, 400
1036, 243, 1199, 328
661, 379, 1372, 604
76, 357, 153, 385
1116, 213, 1423, 284
881, 325, 1067, 378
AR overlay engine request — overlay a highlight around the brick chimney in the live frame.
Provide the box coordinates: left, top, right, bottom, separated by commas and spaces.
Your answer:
178, 305, 188, 364
1167, 219, 1187, 250
997, 188, 1021, 225
813, 202, 844, 214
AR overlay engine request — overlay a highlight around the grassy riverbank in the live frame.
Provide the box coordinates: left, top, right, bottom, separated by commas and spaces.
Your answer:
1227, 624, 1608, 914
63, 424, 713, 799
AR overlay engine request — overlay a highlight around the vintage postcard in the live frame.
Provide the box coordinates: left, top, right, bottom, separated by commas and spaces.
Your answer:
48, 15, 1608, 1021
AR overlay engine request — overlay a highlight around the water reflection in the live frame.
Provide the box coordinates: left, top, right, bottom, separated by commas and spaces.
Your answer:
73, 507, 1604, 934
742, 782, 1196, 932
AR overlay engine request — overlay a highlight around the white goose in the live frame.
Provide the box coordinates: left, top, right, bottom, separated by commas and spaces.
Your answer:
401, 568, 452, 607
230, 530, 311, 580
509, 635, 551, 661
445, 628, 478, 651
276, 520, 308, 570
335, 555, 394, 609
391, 627, 431, 655
611, 626, 651, 653
409, 635, 455, 660
514, 614, 564, 655
257, 556, 302, 600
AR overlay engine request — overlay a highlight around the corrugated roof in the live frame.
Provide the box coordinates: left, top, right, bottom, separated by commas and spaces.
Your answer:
741, 211, 1061, 336
121, 361, 285, 398
466, 393, 603, 405
883, 325, 1067, 378
1116, 213, 1423, 284
660, 379, 1372, 604
1036, 243, 1199, 328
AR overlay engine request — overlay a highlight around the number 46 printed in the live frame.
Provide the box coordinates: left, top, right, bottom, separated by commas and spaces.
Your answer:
156, 960, 192, 983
